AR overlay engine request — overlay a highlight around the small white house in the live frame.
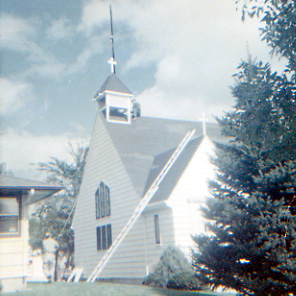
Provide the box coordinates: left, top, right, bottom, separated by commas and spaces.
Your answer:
0, 175, 62, 292
72, 73, 226, 283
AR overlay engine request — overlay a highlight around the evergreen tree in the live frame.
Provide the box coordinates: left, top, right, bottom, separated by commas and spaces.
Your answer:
192, 1, 296, 294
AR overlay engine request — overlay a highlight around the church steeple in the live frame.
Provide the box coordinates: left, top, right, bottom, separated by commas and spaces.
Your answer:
93, 5, 141, 125
94, 73, 135, 124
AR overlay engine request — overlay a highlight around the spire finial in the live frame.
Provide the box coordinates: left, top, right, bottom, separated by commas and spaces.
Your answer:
108, 5, 117, 74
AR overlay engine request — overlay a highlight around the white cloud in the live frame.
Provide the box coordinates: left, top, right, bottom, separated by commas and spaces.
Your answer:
46, 18, 74, 41
112, 0, 285, 119
26, 60, 66, 78
155, 56, 181, 87
67, 34, 105, 74
0, 13, 37, 52
0, 13, 57, 65
0, 12, 105, 79
137, 85, 228, 123
78, 0, 110, 34
0, 129, 89, 180
0, 13, 69, 79
0, 78, 35, 115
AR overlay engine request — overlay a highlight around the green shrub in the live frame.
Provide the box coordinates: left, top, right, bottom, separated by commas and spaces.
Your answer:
167, 271, 202, 290
143, 245, 203, 290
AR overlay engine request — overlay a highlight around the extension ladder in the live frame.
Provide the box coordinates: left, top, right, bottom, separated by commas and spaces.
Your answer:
87, 129, 195, 283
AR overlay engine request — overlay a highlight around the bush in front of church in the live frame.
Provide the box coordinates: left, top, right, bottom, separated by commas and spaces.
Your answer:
142, 245, 204, 290
166, 270, 203, 290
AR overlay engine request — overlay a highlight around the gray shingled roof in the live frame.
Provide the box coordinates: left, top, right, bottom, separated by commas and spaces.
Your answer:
102, 115, 224, 203
145, 136, 204, 203
94, 74, 133, 98
0, 175, 63, 204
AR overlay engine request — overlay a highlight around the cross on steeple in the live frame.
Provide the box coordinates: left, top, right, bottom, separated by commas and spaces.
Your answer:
199, 112, 207, 136
108, 56, 117, 74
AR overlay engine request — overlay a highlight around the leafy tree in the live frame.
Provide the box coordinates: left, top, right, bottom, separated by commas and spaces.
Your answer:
192, 1, 296, 295
38, 143, 88, 198
29, 143, 88, 273
29, 195, 74, 263
0, 163, 7, 175
0, 162, 13, 176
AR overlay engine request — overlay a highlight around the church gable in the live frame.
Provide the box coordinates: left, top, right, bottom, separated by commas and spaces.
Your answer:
73, 111, 149, 276
73, 111, 139, 224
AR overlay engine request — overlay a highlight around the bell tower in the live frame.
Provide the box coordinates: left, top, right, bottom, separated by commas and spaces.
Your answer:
93, 5, 140, 125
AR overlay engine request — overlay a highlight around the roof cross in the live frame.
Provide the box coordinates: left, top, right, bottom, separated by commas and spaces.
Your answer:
108, 56, 117, 74
199, 112, 207, 136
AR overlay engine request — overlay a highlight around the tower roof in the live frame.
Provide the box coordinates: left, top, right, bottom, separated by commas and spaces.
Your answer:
94, 74, 133, 98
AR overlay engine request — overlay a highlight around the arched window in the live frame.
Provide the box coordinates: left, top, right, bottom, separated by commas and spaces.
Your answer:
95, 182, 111, 219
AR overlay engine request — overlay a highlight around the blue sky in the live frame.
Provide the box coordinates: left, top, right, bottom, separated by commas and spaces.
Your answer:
0, 0, 287, 179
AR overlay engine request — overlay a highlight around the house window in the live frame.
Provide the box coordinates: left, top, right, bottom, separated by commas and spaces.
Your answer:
0, 196, 21, 236
154, 215, 160, 244
97, 224, 112, 250
95, 182, 111, 219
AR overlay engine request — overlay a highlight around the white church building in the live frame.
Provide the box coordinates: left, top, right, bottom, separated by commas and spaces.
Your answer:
72, 8, 225, 283
72, 73, 226, 283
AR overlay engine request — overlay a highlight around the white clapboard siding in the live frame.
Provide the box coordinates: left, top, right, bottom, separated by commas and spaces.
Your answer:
166, 136, 216, 256
0, 198, 29, 285
73, 113, 148, 279
141, 207, 176, 274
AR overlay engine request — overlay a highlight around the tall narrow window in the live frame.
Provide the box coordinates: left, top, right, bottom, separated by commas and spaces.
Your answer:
107, 224, 112, 248
105, 186, 110, 216
95, 189, 101, 219
96, 227, 102, 250
95, 182, 111, 219
101, 188, 105, 218
0, 196, 21, 236
154, 215, 160, 244
101, 225, 106, 249
96, 224, 112, 251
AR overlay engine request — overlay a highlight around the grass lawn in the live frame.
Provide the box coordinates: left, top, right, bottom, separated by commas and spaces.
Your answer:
5, 282, 234, 296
